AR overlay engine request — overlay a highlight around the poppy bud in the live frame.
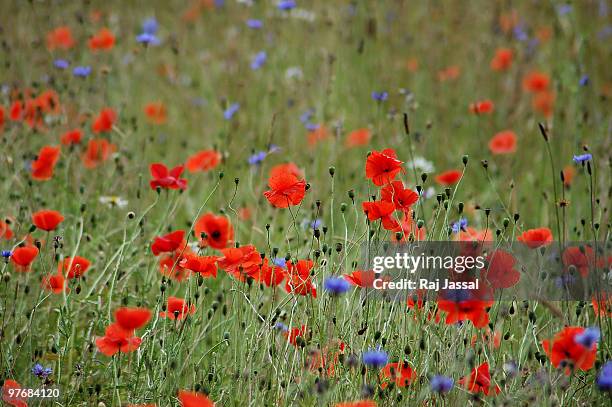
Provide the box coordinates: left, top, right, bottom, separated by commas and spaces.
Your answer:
513, 213, 520, 222
458, 202, 464, 213
335, 243, 342, 253
462, 155, 468, 165
417, 220, 424, 229
156, 186, 161, 194
127, 212, 135, 220
29, 224, 37, 232
219, 171, 224, 179
538, 122, 549, 142
481, 160, 488, 169
305, 183, 311, 190
484, 208, 491, 216
420, 173, 427, 183
445, 188, 451, 198
328, 166, 335, 176
340, 202, 347, 212
348, 189, 355, 200
234, 177, 239, 185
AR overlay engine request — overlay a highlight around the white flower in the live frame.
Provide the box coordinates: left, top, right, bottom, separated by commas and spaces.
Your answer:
99, 196, 128, 208
410, 156, 435, 173
285, 66, 303, 81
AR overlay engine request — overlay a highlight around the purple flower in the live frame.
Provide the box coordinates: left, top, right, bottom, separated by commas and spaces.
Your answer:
299, 109, 314, 123
247, 19, 263, 29
305, 123, 319, 131
557, 4, 572, 15
273, 257, 286, 268
250, 51, 267, 70
371, 91, 388, 102
324, 277, 350, 295
274, 322, 288, 331
1, 250, 11, 260
224, 103, 240, 120
72, 66, 91, 77
430, 375, 454, 393
136, 33, 161, 46
597, 361, 612, 391
575, 326, 600, 348
573, 153, 592, 163
513, 24, 529, 41
142, 17, 158, 35
451, 217, 468, 233
32, 363, 52, 379
54, 59, 69, 69
248, 151, 267, 166
362, 348, 388, 368
579, 75, 589, 87
277, 0, 296, 11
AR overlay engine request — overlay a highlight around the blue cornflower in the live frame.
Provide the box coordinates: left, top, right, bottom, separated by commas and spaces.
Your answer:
443, 289, 471, 303
451, 217, 468, 233
248, 151, 267, 166
274, 322, 288, 331
54, 59, 69, 69
273, 257, 287, 268
1, 250, 11, 260
247, 19, 263, 29
310, 219, 322, 229
277, 0, 296, 11
362, 348, 388, 368
250, 51, 267, 70
573, 153, 592, 163
142, 17, 158, 35
597, 361, 612, 391
305, 122, 319, 131
72, 66, 91, 77
575, 326, 600, 348
555, 273, 576, 288
324, 277, 350, 295
299, 109, 314, 123
224, 103, 240, 120
371, 91, 388, 102
430, 375, 454, 393
557, 4, 572, 15
136, 33, 160, 46
579, 75, 589, 87
513, 24, 528, 41
32, 363, 52, 379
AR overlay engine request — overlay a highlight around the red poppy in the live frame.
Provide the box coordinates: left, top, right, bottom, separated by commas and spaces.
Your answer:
31, 145, 60, 181
285, 259, 317, 297
114, 307, 152, 332
434, 169, 462, 186
562, 165, 575, 187
562, 246, 594, 277
46, 26, 76, 50
180, 254, 219, 278
437, 294, 492, 328
2, 379, 27, 407
143, 102, 167, 125
380, 361, 416, 388
9, 101, 22, 121
488, 130, 517, 154
42, 273, 68, 294
517, 227, 552, 249
458, 362, 500, 395
307, 125, 329, 146
149, 163, 188, 190
61, 256, 91, 279
263, 171, 306, 208
365, 149, 403, 186
32, 209, 64, 231
345, 128, 371, 148
393, 212, 426, 242
178, 390, 215, 407
482, 250, 520, 289
542, 326, 597, 373
186, 150, 221, 173
88, 28, 115, 51
159, 252, 191, 282
96, 323, 142, 356
307, 339, 344, 377
380, 181, 418, 212
438, 65, 461, 82
490, 48, 513, 71
523, 71, 550, 93
92, 108, 117, 133
471, 329, 501, 349
194, 213, 234, 249
592, 292, 612, 317
343, 270, 375, 288
456, 227, 492, 243
160, 296, 196, 320
0, 220, 13, 240
469, 100, 494, 115
283, 324, 308, 346
532, 90, 555, 117
335, 402, 377, 407
362, 200, 399, 230
82, 138, 117, 169
218, 245, 261, 281
251, 258, 285, 287
37, 90, 60, 115
60, 128, 83, 145
151, 230, 186, 256
11, 246, 39, 271
0, 106, 4, 129
270, 162, 303, 179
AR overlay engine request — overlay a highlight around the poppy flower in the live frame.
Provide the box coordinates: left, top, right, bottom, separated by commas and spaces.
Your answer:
143, 102, 167, 124
283, 324, 309, 346
9, 101, 23, 121
2, 379, 27, 407
151, 230, 186, 256
542, 326, 597, 373
82, 138, 117, 169
345, 128, 371, 148
307, 125, 329, 146
61, 256, 91, 279
11, 246, 39, 271
251, 258, 285, 287
362, 200, 399, 231
488, 131, 517, 154
562, 245, 594, 277
434, 169, 462, 186
180, 254, 219, 278
0, 220, 13, 240
482, 250, 520, 289
31, 145, 60, 181
592, 292, 612, 317
178, 390, 215, 407
471, 329, 501, 349
458, 362, 501, 395
523, 71, 550, 93
380, 181, 418, 212
380, 361, 417, 388
160, 296, 196, 320
562, 165, 575, 187
186, 150, 221, 173
218, 245, 261, 281
0, 106, 4, 129
365, 149, 403, 186
334, 401, 377, 407
42, 273, 68, 294
159, 252, 191, 282
456, 227, 492, 243
269, 162, 303, 179
32, 209, 64, 231
263, 171, 306, 208
438, 65, 461, 82
114, 307, 152, 332
37, 90, 60, 115
469, 100, 494, 115
194, 213, 233, 249
517, 227, 552, 249
437, 292, 492, 328
490, 48, 513, 71
46, 26, 76, 50
95, 323, 142, 356
149, 163, 188, 190
343, 270, 375, 288
92, 108, 117, 133
285, 259, 317, 297
88, 28, 115, 51
60, 129, 83, 145
532, 90, 555, 117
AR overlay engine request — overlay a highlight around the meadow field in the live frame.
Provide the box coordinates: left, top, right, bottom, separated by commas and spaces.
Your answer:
0, 1, 611, 406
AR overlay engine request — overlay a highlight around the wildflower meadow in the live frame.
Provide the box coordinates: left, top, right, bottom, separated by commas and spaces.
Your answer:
0, 1, 611, 406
